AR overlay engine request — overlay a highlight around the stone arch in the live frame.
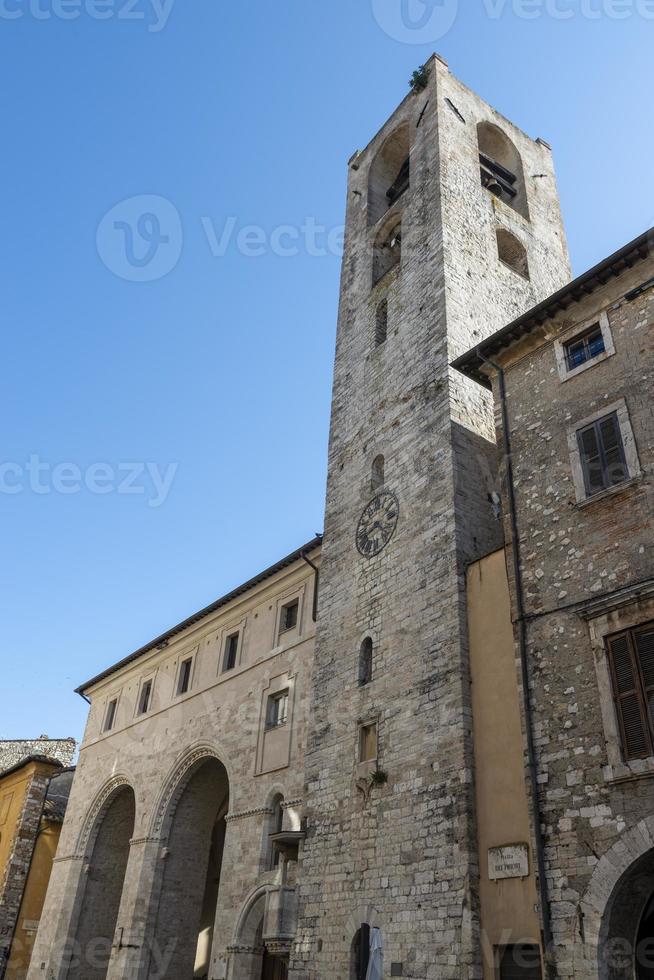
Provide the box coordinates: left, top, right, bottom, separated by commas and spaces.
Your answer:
67, 781, 136, 980
368, 123, 410, 226
575, 816, 654, 980
345, 906, 383, 980
477, 121, 529, 220
75, 773, 133, 857
149, 740, 233, 839
344, 904, 383, 937
230, 888, 268, 980
146, 747, 231, 979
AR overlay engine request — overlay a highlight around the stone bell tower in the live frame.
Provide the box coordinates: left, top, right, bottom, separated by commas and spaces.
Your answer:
291, 56, 571, 980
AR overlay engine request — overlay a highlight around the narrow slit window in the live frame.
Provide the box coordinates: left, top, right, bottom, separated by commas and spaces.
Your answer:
177, 657, 193, 695
577, 412, 628, 497
104, 698, 118, 732
137, 679, 152, 716
223, 632, 239, 672
375, 300, 388, 346
359, 638, 373, 686
266, 690, 289, 729
371, 455, 385, 491
564, 324, 605, 371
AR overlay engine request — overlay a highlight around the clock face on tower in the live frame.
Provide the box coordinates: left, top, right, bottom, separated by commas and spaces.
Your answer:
355, 491, 399, 558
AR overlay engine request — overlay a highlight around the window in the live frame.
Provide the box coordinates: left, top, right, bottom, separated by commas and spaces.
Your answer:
359, 722, 378, 762
564, 324, 605, 371
266, 690, 289, 729
359, 638, 373, 686
477, 122, 529, 220
372, 221, 402, 287
104, 698, 118, 732
577, 412, 628, 497
497, 945, 542, 980
137, 679, 152, 715
177, 657, 193, 695
367, 124, 410, 226
496, 228, 530, 280
371, 455, 384, 492
268, 793, 284, 869
375, 300, 388, 347
607, 622, 654, 761
279, 600, 299, 635
223, 632, 239, 672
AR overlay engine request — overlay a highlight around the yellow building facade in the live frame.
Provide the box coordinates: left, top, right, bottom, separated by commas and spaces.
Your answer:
0, 757, 73, 980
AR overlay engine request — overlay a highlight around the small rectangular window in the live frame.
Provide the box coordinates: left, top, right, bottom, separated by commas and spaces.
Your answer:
564, 324, 605, 371
607, 622, 654, 762
104, 698, 118, 732
497, 944, 542, 980
279, 600, 299, 635
223, 632, 239, 672
266, 690, 289, 729
177, 658, 193, 695
577, 412, 628, 497
359, 722, 378, 763
138, 679, 152, 716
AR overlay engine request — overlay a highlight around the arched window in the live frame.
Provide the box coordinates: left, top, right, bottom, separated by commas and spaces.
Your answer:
371, 455, 384, 491
368, 124, 410, 226
266, 793, 284, 870
372, 221, 402, 287
477, 122, 529, 220
375, 300, 388, 347
496, 228, 530, 280
359, 638, 373, 686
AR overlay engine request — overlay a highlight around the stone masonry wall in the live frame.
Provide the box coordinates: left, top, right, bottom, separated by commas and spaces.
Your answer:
493, 255, 654, 979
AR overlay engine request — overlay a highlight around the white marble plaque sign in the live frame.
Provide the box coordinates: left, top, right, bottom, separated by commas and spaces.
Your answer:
488, 843, 529, 881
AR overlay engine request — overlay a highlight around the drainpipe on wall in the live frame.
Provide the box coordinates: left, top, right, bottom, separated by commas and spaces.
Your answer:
478, 352, 556, 980
301, 551, 320, 622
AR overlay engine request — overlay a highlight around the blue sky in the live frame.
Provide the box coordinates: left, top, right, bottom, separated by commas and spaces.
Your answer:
1, 0, 651, 744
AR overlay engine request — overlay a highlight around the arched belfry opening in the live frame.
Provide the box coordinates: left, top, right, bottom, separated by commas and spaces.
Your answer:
368, 124, 410, 226
150, 756, 229, 980
599, 849, 654, 980
477, 122, 529, 220
66, 783, 135, 980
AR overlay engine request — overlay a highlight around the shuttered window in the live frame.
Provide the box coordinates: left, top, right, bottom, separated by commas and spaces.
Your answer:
577, 412, 628, 496
607, 622, 654, 761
